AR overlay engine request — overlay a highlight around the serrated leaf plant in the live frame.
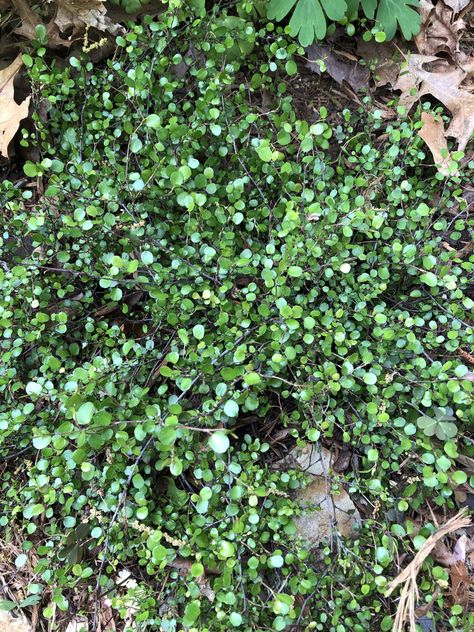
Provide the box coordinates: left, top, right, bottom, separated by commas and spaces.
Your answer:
267, 0, 421, 45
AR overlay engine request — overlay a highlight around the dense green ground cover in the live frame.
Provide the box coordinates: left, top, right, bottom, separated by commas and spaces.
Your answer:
0, 5, 473, 631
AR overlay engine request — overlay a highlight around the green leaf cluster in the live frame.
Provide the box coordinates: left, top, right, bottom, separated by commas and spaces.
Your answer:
0, 5, 472, 631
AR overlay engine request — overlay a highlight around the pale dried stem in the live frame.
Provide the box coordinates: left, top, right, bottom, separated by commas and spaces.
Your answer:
386, 508, 471, 632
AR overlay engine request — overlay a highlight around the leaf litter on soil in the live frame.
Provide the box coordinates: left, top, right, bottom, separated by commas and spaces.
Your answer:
0, 55, 30, 159
417, 111, 453, 175
394, 0, 474, 171
12, 0, 121, 48
386, 509, 472, 632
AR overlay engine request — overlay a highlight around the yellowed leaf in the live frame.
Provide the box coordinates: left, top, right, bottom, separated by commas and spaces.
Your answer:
0, 56, 31, 159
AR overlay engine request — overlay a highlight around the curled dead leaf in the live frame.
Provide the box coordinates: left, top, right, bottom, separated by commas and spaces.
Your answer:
433, 539, 459, 566
415, 0, 466, 57
12, 0, 73, 47
14, 0, 122, 46
55, 0, 121, 36
0, 55, 31, 159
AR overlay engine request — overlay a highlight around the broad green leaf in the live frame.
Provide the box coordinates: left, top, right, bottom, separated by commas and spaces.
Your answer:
417, 414, 458, 440
416, 415, 437, 436
26, 381, 42, 396
375, 546, 390, 566
256, 144, 273, 162
268, 0, 347, 46
32, 435, 51, 450
244, 372, 261, 386
170, 457, 183, 476
193, 324, 205, 340
268, 554, 284, 568
183, 600, 201, 626
375, 0, 420, 40
218, 540, 235, 558
76, 402, 95, 425
420, 272, 437, 288
145, 114, 161, 128
191, 562, 204, 577
267, 0, 299, 22
290, 0, 327, 45
15, 553, 27, 568
363, 372, 377, 385
288, 265, 303, 277
159, 426, 177, 445
452, 471, 467, 485
346, 0, 377, 19
224, 400, 239, 417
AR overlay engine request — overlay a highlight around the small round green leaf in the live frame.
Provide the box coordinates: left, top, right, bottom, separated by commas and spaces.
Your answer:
208, 431, 230, 454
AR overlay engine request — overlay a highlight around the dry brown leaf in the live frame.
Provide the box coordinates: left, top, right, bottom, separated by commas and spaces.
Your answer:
449, 560, 470, 607
356, 39, 401, 87
99, 598, 117, 631
418, 111, 453, 174
55, 0, 121, 36
14, 0, 122, 45
459, 348, 474, 364
11, 0, 41, 41
306, 44, 370, 93
12, 0, 73, 47
434, 533, 468, 566
396, 54, 474, 150
0, 611, 31, 632
414, 587, 440, 619
457, 455, 474, 473
444, 0, 471, 12
386, 509, 471, 632
433, 539, 459, 566
0, 56, 30, 159
415, 0, 465, 56
394, 0, 474, 156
